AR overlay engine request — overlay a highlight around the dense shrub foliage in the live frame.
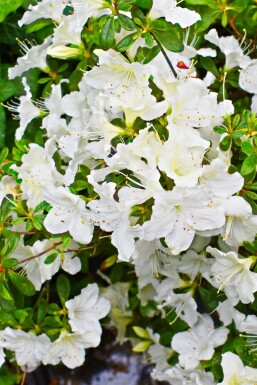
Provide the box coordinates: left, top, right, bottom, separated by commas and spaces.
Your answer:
2, 0, 257, 383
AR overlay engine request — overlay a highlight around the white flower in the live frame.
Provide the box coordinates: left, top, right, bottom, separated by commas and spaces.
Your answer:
11, 139, 63, 208
43, 186, 94, 244
207, 246, 257, 304
5, 78, 41, 140
152, 364, 216, 385
149, 0, 201, 28
171, 314, 229, 370
18, 0, 66, 26
239, 60, 257, 94
219, 352, 257, 385
154, 280, 199, 327
1, 328, 51, 372
65, 283, 110, 334
220, 196, 257, 246
0, 176, 19, 205
8, 37, 51, 79
157, 129, 208, 188
12, 239, 81, 290
43, 330, 100, 369
205, 28, 252, 70
88, 181, 143, 261
143, 186, 225, 255
216, 298, 245, 331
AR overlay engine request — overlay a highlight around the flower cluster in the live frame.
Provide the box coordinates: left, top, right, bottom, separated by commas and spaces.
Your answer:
1, 0, 257, 383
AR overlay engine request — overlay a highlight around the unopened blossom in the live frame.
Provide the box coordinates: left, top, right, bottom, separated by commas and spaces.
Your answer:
207, 246, 257, 304
219, 352, 257, 385
43, 330, 101, 369
171, 314, 229, 370
65, 284, 110, 334
1, 328, 51, 372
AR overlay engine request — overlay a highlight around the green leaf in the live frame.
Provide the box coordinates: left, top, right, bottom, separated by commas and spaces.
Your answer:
143, 45, 161, 64
44, 252, 59, 265
2, 258, 19, 268
100, 16, 116, 50
26, 18, 53, 33
0, 147, 8, 164
151, 21, 184, 52
196, 7, 220, 32
0, 282, 13, 302
185, 0, 218, 6
0, 106, 6, 149
116, 33, 137, 52
213, 126, 227, 134
219, 135, 232, 151
57, 274, 70, 304
200, 56, 219, 77
34, 200, 51, 213
0, 296, 15, 313
241, 154, 257, 176
135, 0, 152, 9
0, 0, 23, 22
2, 232, 20, 259
8, 270, 36, 296
241, 141, 254, 155
118, 14, 136, 31
37, 298, 48, 324
0, 65, 23, 103
244, 190, 257, 200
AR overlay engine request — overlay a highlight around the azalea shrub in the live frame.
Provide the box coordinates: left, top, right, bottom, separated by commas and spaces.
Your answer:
2, 0, 257, 383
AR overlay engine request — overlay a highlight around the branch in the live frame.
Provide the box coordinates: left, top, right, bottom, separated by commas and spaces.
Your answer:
18, 241, 62, 264
150, 32, 177, 79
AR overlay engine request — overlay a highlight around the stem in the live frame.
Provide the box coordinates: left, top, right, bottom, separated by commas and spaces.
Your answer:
150, 32, 177, 79
18, 241, 62, 264
20, 367, 27, 385
64, 245, 96, 253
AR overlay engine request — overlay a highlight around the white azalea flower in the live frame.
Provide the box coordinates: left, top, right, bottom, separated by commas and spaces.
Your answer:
154, 280, 199, 327
0, 176, 19, 205
220, 196, 257, 246
43, 330, 100, 369
5, 78, 41, 140
158, 129, 208, 188
205, 28, 252, 70
88, 181, 143, 261
219, 352, 257, 385
11, 139, 63, 208
18, 0, 67, 26
149, 0, 201, 28
152, 364, 216, 385
65, 283, 110, 334
143, 186, 225, 255
207, 246, 257, 304
8, 37, 52, 79
171, 314, 229, 370
43, 186, 94, 245
216, 298, 245, 331
1, 328, 51, 372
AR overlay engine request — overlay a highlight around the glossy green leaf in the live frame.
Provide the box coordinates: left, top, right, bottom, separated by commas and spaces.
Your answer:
8, 270, 36, 296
